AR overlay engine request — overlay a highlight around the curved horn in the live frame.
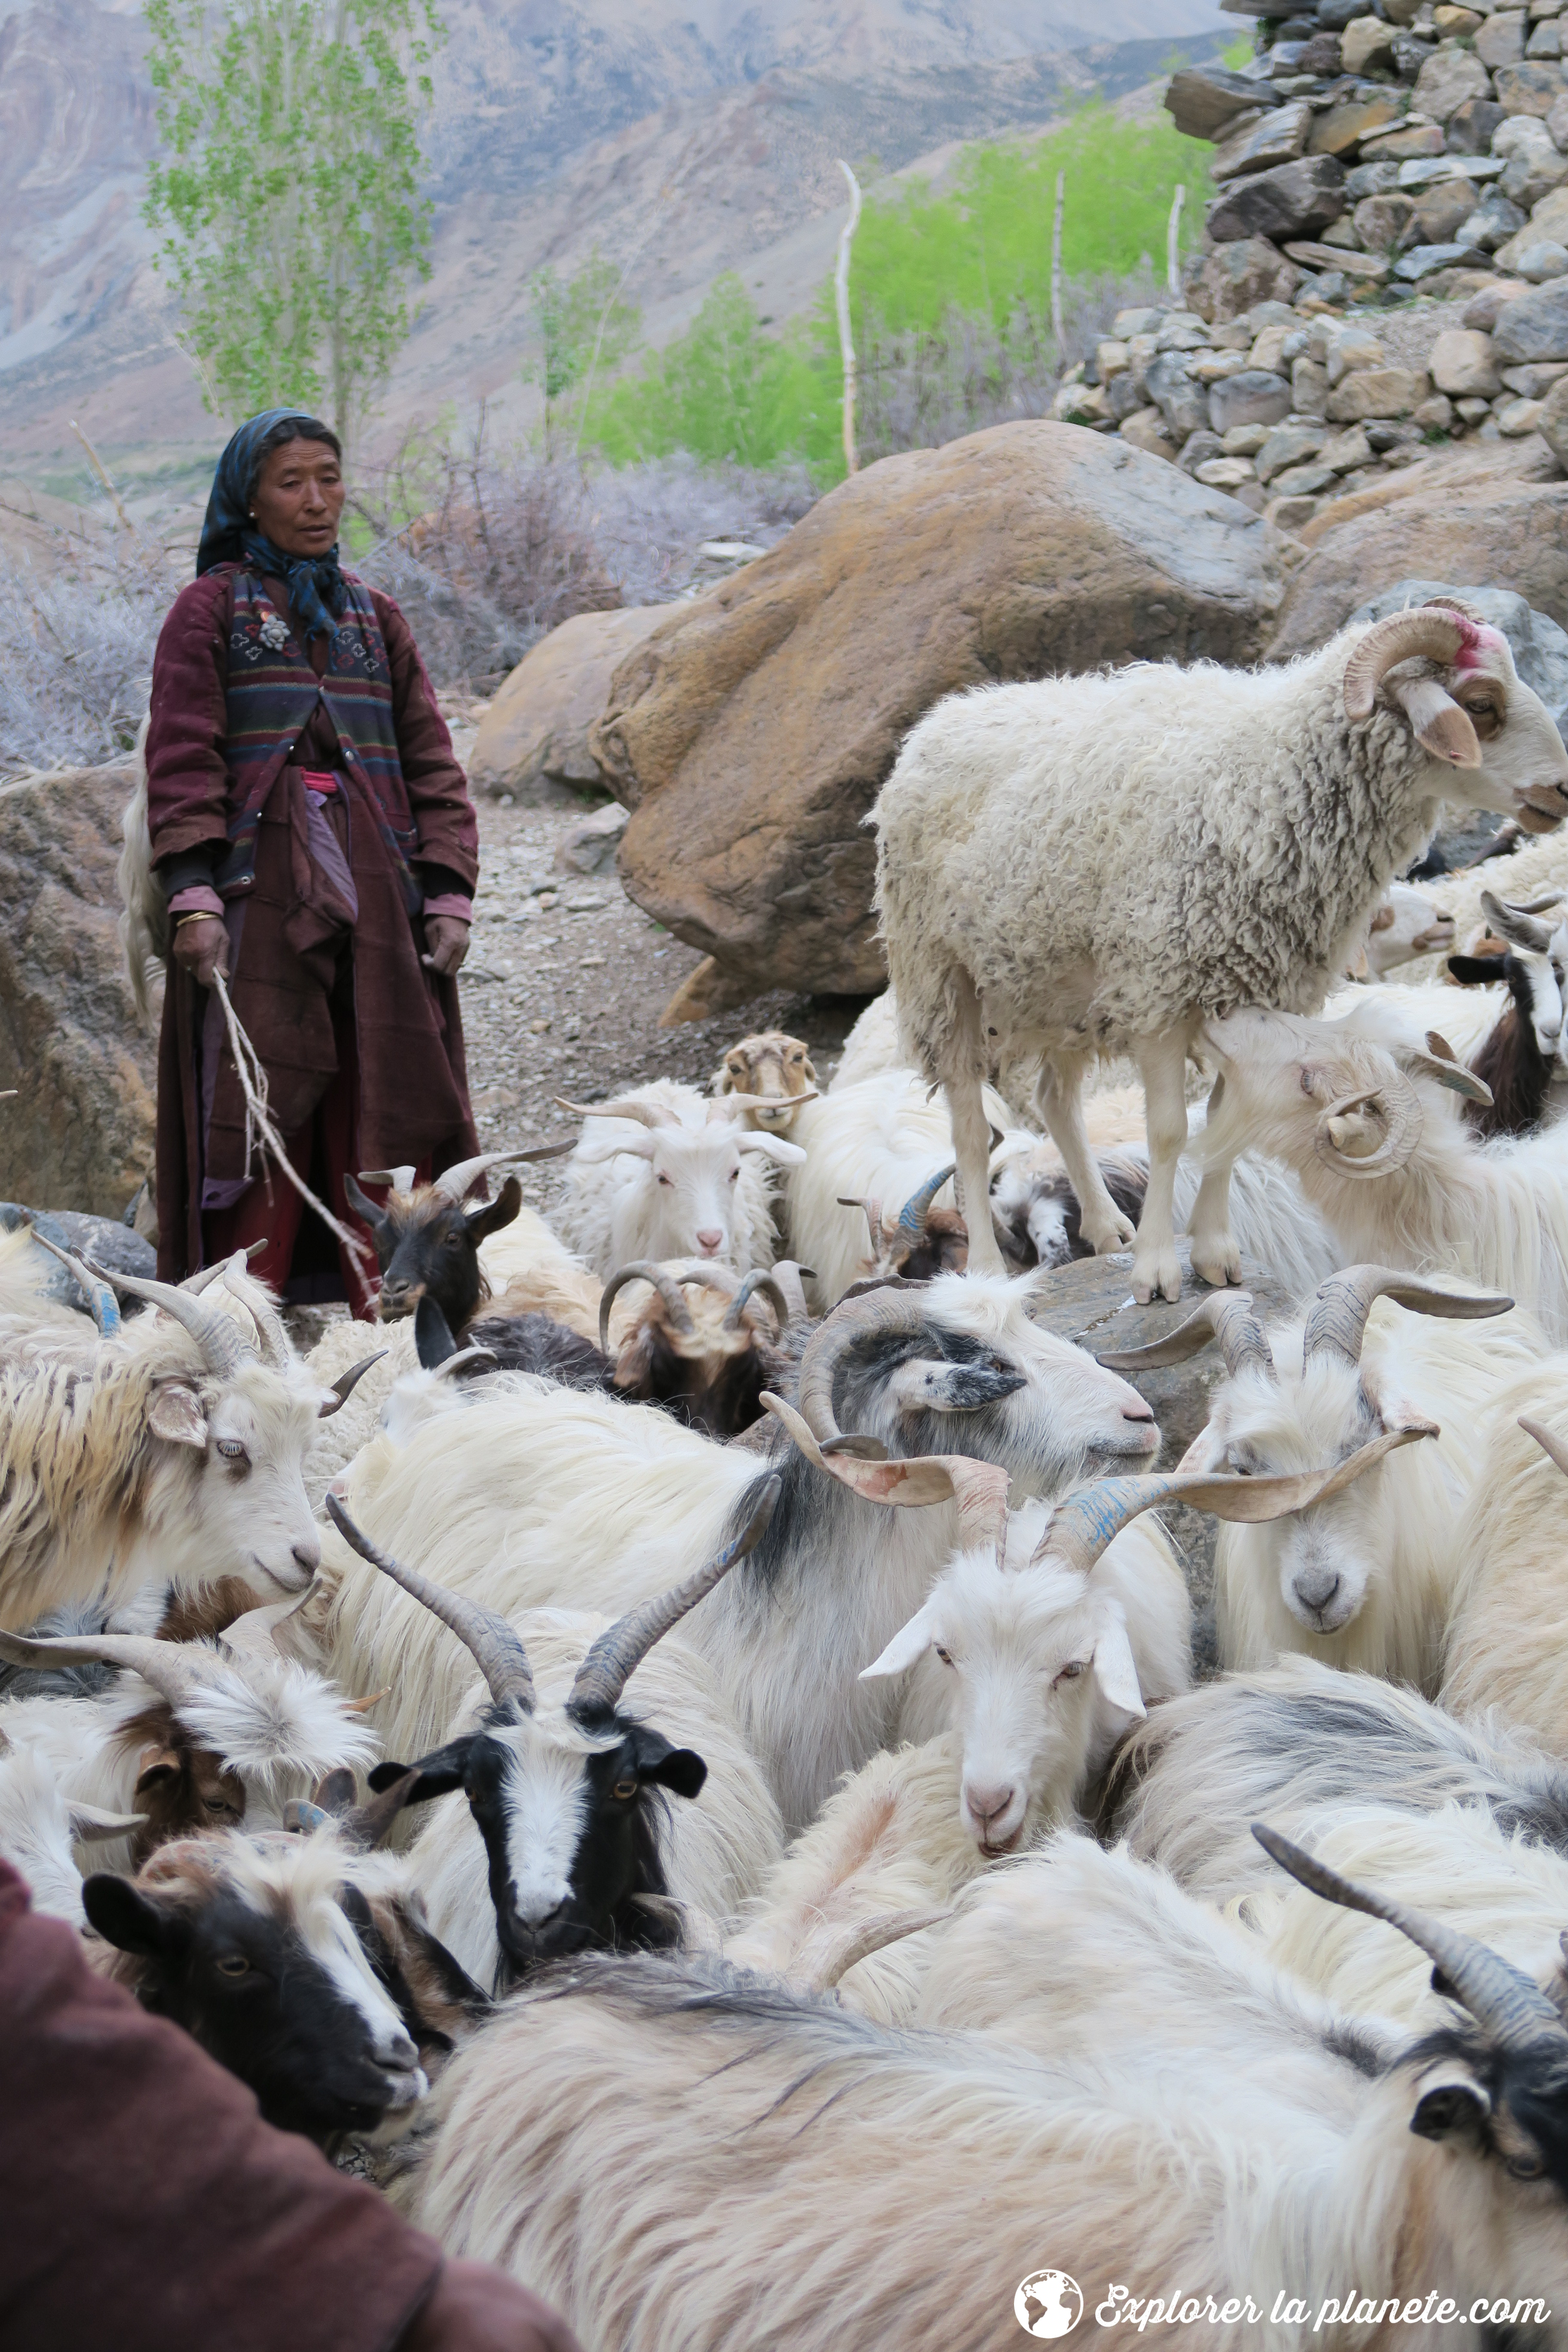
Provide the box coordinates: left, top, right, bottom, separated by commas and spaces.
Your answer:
555, 1095, 680, 1130
183, 1239, 268, 1293
216, 1585, 316, 1672
357, 1165, 417, 1194
0, 1627, 214, 1709
670, 1263, 740, 1298
1394, 1038, 1493, 1107
84, 1252, 254, 1381
599, 1263, 698, 1355
565, 1478, 780, 1721
433, 1345, 500, 1382
1342, 608, 1467, 722
761, 1393, 1011, 1552
432, 1143, 574, 1203
811, 1905, 955, 1991
768, 1261, 815, 1333
1253, 1823, 1568, 2051
1097, 1291, 1274, 1384
722, 1270, 791, 1334
1520, 1415, 1568, 1481
1028, 1431, 1436, 1574
323, 1495, 535, 1713
1302, 1266, 1513, 1371
1510, 891, 1567, 917
708, 1087, 818, 1118
337, 1767, 423, 1853
25, 1228, 122, 1335
895, 1163, 954, 1247
1480, 889, 1556, 956
796, 1285, 937, 1444
317, 1351, 387, 1418
221, 1260, 291, 1369
1312, 1075, 1422, 1181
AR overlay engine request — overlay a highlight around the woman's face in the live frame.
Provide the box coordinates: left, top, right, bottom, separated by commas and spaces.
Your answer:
250, 436, 346, 558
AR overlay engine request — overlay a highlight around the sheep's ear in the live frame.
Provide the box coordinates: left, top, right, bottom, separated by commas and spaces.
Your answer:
464, 1174, 522, 1243
1446, 955, 1507, 986
1090, 1612, 1145, 1723
736, 1133, 808, 1167
860, 1602, 939, 1681
1390, 677, 1482, 771
367, 1742, 471, 1802
133, 1746, 184, 1797
148, 1384, 207, 1448
629, 1726, 708, 1801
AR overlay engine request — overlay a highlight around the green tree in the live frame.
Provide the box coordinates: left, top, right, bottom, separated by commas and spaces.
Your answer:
144, 0, 441, 450
582, 275, 836, 471
528, 252, 641, 448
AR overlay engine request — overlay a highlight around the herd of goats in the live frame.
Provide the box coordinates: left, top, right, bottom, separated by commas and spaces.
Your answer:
15, 599, 1568, 2343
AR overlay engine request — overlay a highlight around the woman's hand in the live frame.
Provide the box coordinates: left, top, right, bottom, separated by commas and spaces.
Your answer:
172, 916, 230, 989
423, 915, 470, 978
400, 2258, 583, 2352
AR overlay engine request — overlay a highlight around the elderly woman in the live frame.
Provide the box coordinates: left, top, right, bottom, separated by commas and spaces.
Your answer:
146, 408, 478, 1318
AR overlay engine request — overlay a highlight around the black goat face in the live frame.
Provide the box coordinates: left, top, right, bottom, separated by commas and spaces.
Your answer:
83, 1867, 425, 2141
371, 1711, 707, 1985
343, 1175, 521, 1330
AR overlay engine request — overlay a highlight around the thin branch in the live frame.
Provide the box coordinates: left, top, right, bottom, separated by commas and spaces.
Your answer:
834, 160, 863, 478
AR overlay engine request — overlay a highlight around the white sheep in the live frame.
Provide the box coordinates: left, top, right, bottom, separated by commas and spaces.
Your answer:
1102, 1268, 1549, 1691
871, 601, 1568, 1302
555, 1078, 803, 1280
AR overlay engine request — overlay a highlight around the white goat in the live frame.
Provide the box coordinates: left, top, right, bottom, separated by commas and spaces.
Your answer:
1443, 1393, 1568, 1753
556, 1078, 802, 1280
404, 1829, 1568, 2352
1102, 1268, 1548, 1690
872, 601, 1568, 1303
1203, 1007, 1568, 1344
0, 1743, 146, 1925
1346, 879, 1457, 979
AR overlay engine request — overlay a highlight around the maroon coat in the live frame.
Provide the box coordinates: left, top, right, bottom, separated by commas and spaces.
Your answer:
147, 570, 481, 1281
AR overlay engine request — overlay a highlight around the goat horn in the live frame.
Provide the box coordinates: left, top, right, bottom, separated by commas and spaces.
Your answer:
1510, 890, 1567, 917
555, 1095, 681, 1130
895, 1164, 954, 1247
722, 1270, 790, 1333
812, 1905, 954, 1991
24, 1227, 122, 1335
1313, 1075, 1422, 1180
0, 1627, 215, 1708
796, 1285, 939, 1444
1028, 1430, 1436, 1573
1342, 608, 1468, 722
708, 1088, 818, 1116
1480, 889, 1556, 956
84, 1252, 254, 1381
1097, 1291, 1274, 1385
357, 1165, 417, 1193
1520, 1415, 1568, 1481
1253, 1823, 1568, 2052
761, 1392, 1011, 1552
183, 1239, 268, 1292
599, 1263, 698, 1355
631, 1891, 725, 1955
1394, 1040, 1493, 1107
337, 1766, 423, 1853
432, 1144, 573, 1203
565, 1478, 780, 1722
221, 1259, 291, 1369
324, 1495, 535, 1713
215, 1584, 316, 1672
317, 1351, 387, 1418
671, 1264, 740, 1297
1302, 1266, 1513, 1372
432, 1345, 499, 1382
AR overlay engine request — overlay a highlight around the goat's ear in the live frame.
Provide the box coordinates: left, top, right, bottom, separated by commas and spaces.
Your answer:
83, 1875, 177, 1960
343, 1173, 387, 1231
629, 1727, 708, 1801
465, 1173, 522, 1244
414, 1293, 458, 1371
133, 1745, 184, 1797
1090, 1610, 1146, 1724
860, 1601, 938, 1682
148, 1384, 207, 1449
1446, 955, 1507, 986
1409, 2061, 1491, 2144
736, 1133, 808, 1167
367, 1742, 471, 1802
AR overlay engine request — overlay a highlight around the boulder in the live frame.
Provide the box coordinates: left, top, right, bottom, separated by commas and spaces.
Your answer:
467, 605, 674, 801
593, 424, 1280, 1004
1341, 14, 1396, 69
1412, 46, 1493, 119
554, 801, 630, 877
1208, 369, 1294, 434
1476, 8, 1528, 66
0, 763, 156, 1218
1184, 236, 1303, 323
1430, 327, 1504, 396
1493, 60, 1566, 112
1446, 96, 1509, 152
1211, 102, 1313, 181
1493, 276, 1568, 360
1143, 353, 1210, 441
1207, 156, 1348, 243
1309, 93, 1401, 154
1164, 65, 1269, 140
1324, 366, 1433, 419
1540, 372, 1568, 466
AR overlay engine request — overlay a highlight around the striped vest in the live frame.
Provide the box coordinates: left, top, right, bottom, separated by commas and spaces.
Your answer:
215, 566, 419, 903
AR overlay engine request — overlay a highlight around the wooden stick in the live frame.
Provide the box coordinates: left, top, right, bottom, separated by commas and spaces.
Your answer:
1050, 172, 1066, 349
69, 421, 134, 533
834, 160, 863, 478
211, 971, 373, 1274
1167, 186, 1186, 300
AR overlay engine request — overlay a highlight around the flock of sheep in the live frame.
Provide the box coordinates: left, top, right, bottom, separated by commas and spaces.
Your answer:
13, 594, 1568, 2344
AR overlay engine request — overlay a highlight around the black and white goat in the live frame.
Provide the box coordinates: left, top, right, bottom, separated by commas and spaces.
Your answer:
343, 1147, 572, 1330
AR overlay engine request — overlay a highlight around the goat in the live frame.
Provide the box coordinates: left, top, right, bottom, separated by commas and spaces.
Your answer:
872, 600, 1568, 1304
598, 1261, 807, 1439
1443, 1404, 1568, 1757
1346, 879, 1457, 979
0, 1249, 378, 1629
1451, 889, 1568, 1140
402, 1830, 1568, 2352
1100, 1267, 1545, 1690
307, 1273, 1165, 1831
342, 1145, 572, 1329
0, 1741, 146, 1926
711, 1031, 818, 1134
85, 1789, 487, 2143
557, 1079, 807, 1282
327, 1485, 784, 1991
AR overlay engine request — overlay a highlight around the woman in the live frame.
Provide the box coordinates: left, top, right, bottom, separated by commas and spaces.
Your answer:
146, 408, 479, 1318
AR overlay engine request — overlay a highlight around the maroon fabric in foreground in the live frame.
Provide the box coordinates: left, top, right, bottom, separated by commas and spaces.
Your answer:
0, 1860, 441, 2352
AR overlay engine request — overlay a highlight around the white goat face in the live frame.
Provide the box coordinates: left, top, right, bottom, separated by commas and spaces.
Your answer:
862, 1554, 1145, 1856
161, 1368, 325, 1598
597, 1121, 804, 1263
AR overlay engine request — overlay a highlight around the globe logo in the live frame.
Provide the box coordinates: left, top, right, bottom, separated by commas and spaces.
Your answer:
1015, 2270, 1084, 2338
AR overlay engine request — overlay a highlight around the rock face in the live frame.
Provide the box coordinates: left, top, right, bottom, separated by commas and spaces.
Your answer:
467, 605, 673, 801
0, 763, 156, 1218
1493, 278, 1568, 361
593, 423, 1280, 1003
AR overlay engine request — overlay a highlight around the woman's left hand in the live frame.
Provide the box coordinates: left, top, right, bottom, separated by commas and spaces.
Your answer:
422, 916, 470, 977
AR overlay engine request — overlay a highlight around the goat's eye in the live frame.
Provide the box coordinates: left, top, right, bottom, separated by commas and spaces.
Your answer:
935, 1645, 955, 1667
612, 1776, 638, 1800
215, 1439, 248, 1463
216, 1954, 250, 1978
1056, 1660, 1085, 1684
1508, 2153, 1546, 2180
657, 1172, 673, 1188
729, 1167, 739, 1182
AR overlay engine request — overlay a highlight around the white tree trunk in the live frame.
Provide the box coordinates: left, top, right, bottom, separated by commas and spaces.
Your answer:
834, 159, 863, 477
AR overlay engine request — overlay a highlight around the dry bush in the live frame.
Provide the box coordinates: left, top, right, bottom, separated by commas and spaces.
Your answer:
0, 533, 183, 781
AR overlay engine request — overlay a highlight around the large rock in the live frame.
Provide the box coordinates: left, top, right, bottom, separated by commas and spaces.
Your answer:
467, 605, 673, 800
1493, 277, 1568, 361
1208, 369, 1293, 434
1310, 93, 1401, 156
1494, 59, 1566, 112
1184, 237, 1303, 323
1164, 65, 1269, 140
1324, 366, 1432, 420
1412, 46, 1492, 120
0, 764, 156, 1218
1430, 327, 1503, 397
592, 425, 1280, 1002
1207, 156, 1347, 243
1268, 443, 1568, 653
1211, 102, 1312, 181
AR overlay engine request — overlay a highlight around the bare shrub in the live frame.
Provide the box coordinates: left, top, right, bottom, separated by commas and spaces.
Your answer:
0, 533, 183, 781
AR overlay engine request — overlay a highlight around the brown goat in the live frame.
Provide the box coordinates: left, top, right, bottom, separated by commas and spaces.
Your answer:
599, 1262, 813, 1438
712, 1032, 818, 1134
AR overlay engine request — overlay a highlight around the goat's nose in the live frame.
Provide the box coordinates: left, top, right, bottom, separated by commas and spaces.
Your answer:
964, 1781, 1018, 1826
695, 1229, 723, 1254
292, 1536, 322, 1575
1295, 1566, 1341, 1615
1121, 1401, 1155, 1423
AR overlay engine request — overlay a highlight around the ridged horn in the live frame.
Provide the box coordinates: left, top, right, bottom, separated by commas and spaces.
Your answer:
556, 1095, 680, 1130
358, 1165, 417, 1194
812, 1905, 955, 1991
796, 1285, 937, 1444
1253, 1823, 1568, 2050
183, 1239, 268, 1293
1097, 1291, 1274, 1384
221, 1259, 291, 1369
317, 1351, 387, 1418
324, 1496, 535, 1713
1028, 1431, 1436, 1573
1302, 1266, 1513, 1371
599, 1263, 697, 1355
710, 1089, 819, 1117
432, 1143, 573, 1202
1312, 1071, 1423, 1180
767, 1261, 815, 1333
215, 1585, 316, 1672
0, 1628, 214, 1709
722, 1270, 791, 1333
25, 1227, 122, 1335
565, 1479, 780, 1721
84, 1251, 254, 1381
895, 1163, 954, 1246
1342, 608, 1468, 722
1480, 888, 1557, 956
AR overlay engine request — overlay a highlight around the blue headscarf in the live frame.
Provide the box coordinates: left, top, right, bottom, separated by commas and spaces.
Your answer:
196, 407, 349, 645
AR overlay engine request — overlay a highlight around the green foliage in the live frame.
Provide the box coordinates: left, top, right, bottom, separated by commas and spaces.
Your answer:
144, 0, 441, 450
1221, 32, 1255, 66
581, 275, 839, 472
529, 254, 641, 446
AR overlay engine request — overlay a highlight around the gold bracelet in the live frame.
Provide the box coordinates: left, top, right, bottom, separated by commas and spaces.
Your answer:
173, 911, 220, 928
